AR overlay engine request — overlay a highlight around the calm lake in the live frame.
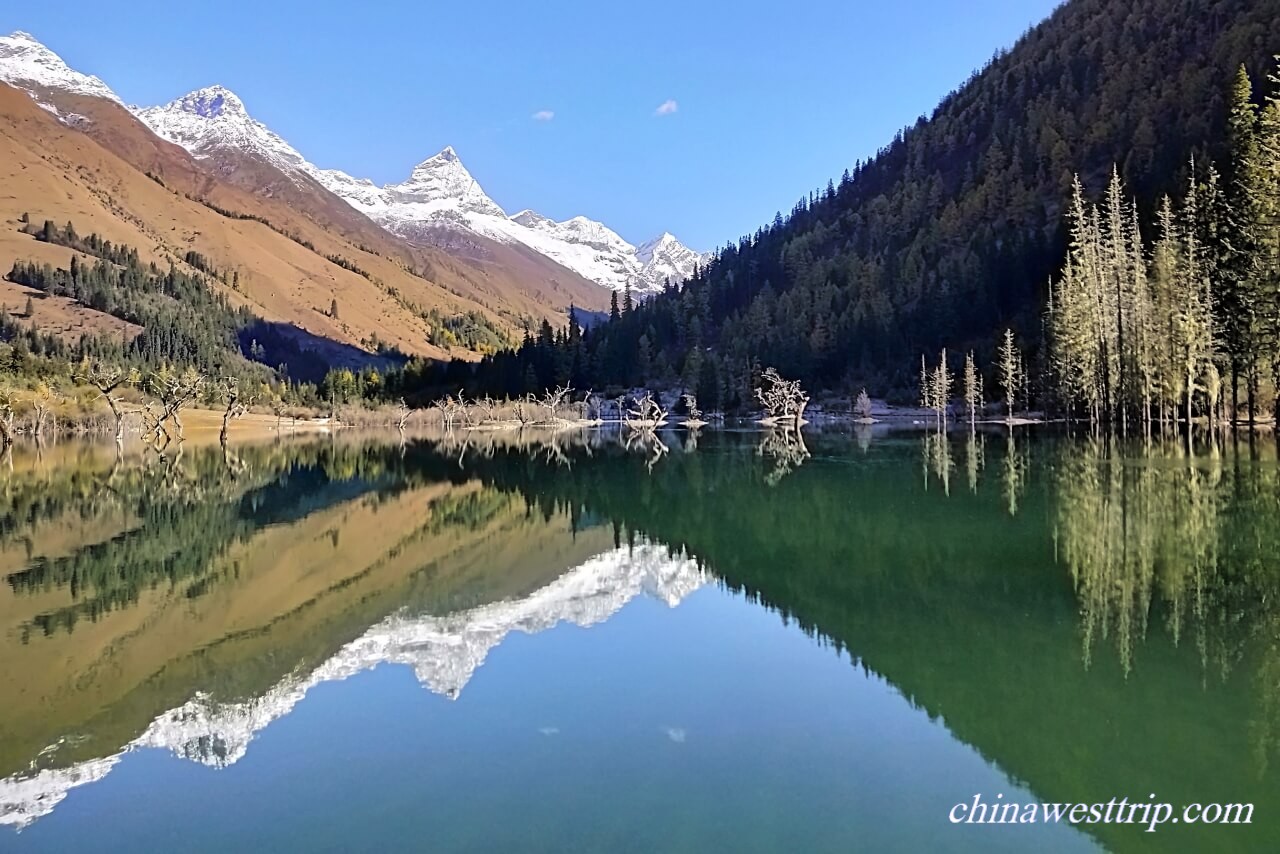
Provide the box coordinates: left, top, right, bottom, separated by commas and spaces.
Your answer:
1, 427, 1278, 852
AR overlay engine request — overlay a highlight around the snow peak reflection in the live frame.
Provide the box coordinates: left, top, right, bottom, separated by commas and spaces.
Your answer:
948, 793, 1254, 833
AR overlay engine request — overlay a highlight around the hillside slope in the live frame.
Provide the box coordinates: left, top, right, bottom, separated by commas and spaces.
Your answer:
0, 28, 614, 323
0, 83, 446, 366
474, 0, 1280, 402
0, 81, 608, 373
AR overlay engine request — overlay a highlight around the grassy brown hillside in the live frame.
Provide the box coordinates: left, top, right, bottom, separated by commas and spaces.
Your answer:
36, 87, 610, 322
0, 83, 608, 370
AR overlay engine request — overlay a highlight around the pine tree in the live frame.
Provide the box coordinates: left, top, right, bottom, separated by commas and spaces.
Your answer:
1259, 65, 1280, 420
919, 354, 933, 411
963, 350, 982, 425
1175, 165, 1214, 425
1223, 65, 1265, 422
1047, 176, 1104, 421
931, 348, 951, 423
999, 328, 1021, 420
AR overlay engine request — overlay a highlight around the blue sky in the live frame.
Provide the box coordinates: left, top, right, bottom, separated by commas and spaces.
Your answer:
3, 0, 1061, 250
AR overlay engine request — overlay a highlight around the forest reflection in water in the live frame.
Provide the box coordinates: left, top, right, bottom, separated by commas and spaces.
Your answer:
917, 427, 1277, 674
0, 425, 1278, 851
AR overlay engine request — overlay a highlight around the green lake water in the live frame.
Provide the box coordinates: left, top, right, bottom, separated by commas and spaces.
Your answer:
0, 427, 1278, 852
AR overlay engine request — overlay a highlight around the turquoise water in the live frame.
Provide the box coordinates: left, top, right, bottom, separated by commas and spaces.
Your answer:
1, 429, 1277, 852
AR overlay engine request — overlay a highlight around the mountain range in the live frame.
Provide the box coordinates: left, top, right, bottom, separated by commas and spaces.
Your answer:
0, 30, 705, 368
131, 83, 706, 295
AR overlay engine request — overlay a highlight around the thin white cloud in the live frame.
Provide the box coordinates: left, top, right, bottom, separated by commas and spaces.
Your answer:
532, 109, 555, 122
654, 99, 679, 117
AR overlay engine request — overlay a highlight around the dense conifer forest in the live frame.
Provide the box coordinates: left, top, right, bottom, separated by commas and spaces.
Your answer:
7, 220, 262, 375
427, 0, 1280, 413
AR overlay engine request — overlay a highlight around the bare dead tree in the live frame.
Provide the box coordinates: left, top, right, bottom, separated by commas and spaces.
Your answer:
217, 377, 257, 445
458, 397, 481, 429
625, 391, 668, 429
140, 400, 170, 447
538, 384, 574, 424
172, 368, 207, 441
146, 366, 206, 446
271, 394, 289, 431
755, 367, 809, 429
581, 391, 603, 423
31, 381, 57, 439
396, 397, 413, 431
436, 394, 466, 430
76, 361, 140, 448
0, 392, 15, 448
472, 395, 500, 425
512, 394, 536, 427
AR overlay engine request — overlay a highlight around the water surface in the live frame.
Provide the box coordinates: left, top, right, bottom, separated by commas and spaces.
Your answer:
1, 428, 1278, 852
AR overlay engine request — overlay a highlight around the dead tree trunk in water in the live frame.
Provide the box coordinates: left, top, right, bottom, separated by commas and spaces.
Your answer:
625, 391, 668, 429
218, 377, 256, 445
0, 394, 14, 448
755, 367, 808, 429
31, 382, 56, 439
77, 362, 139, 450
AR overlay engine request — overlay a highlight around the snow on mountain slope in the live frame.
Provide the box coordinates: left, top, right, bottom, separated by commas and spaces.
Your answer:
0, 30, 122, 112
0, 543, 705, 829
382, 145, 507, 219
132, 85, 314, 185
129, 79, 705, 294
0, 32, 707, 294
638, 232, 708, 290
309, 147, 706, 295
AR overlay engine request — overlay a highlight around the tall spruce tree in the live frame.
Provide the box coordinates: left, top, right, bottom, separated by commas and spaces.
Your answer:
1222, 66, 1265, 420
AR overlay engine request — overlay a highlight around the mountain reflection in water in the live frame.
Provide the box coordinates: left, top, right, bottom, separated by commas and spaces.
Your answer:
0, 428, 1277, 852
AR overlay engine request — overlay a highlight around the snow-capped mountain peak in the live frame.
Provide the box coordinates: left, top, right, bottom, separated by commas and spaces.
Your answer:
0, 34, 709, 294
168, 84, 246, 119
510, 209, 553, 228
0, 30, 122, 105
386, 147, 506, 218
635, 232, 707, 290
519, 212, 633, 255
132, 84, 316, 180
636, 232, 679, 262
306, 150, 705, 293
